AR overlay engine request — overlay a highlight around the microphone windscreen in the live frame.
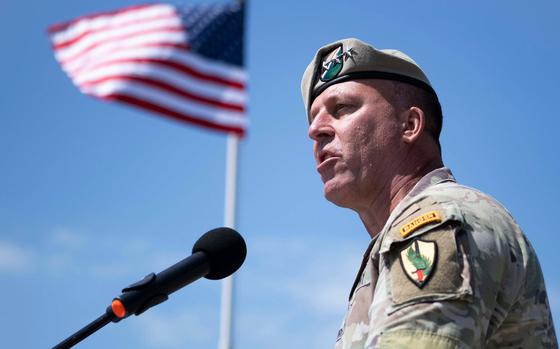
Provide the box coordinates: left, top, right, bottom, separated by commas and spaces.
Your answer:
192, 227, 247, 280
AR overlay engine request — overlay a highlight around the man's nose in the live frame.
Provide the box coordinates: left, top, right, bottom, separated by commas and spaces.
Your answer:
308, 112, 334, 141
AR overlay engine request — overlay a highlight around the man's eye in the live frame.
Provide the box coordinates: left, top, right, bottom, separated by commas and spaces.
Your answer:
334, 104, 353, 116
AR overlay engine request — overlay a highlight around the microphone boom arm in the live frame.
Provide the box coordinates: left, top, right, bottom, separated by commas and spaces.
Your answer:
51, 227, 245, 349
52, 252, 210, 349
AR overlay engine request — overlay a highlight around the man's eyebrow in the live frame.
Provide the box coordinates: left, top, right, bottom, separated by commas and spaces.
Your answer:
310, 92, 344, 119
311, 86, 360, 116
318, 93, 343, 107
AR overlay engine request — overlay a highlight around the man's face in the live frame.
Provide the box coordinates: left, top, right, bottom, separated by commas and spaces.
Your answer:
308, 80, 404, 210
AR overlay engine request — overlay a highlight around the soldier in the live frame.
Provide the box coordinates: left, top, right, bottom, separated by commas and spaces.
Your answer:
301, 38, 558, 348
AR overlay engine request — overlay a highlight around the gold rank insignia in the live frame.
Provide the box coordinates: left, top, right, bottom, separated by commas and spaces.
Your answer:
399, 210, 441, 237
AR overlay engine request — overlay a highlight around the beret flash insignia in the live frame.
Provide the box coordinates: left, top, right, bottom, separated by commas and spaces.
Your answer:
320, 46, 354, 82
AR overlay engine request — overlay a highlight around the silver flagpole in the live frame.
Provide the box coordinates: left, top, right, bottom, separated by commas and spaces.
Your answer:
219, 2, 245, 348
218, 134, 239, 349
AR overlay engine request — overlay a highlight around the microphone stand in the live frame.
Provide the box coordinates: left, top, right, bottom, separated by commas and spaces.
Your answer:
52, 306, 118, 349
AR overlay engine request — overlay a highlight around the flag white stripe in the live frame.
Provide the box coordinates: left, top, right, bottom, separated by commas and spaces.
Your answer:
55, 17, 184, 61
72, 61, 247, 105
56, 31, 187, 64
50, 4, 176, 45
67, 48, 247, 84
67, 47, 247, 84
61, 39, 187, 74
67, 45, 187, 76
82, 80, 247, 127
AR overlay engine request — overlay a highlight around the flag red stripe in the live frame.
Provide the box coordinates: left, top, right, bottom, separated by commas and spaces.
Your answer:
82, 75, 245, 112
101, 93, 245, 136
48, 4, 159, 34
65, 42, 191, 73
54, 12, 180, 50
59, 26, 185, 64
74, 57, 245, 90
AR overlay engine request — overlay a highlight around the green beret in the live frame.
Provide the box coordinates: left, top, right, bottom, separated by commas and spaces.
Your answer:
301, 38, 437, 122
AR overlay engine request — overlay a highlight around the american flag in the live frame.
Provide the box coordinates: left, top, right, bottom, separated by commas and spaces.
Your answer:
48, 2, 248, 136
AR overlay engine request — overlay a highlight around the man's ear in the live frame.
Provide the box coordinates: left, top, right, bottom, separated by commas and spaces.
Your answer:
402, 106, 425, 144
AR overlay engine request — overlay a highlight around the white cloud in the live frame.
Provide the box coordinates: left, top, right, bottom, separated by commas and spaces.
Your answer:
294, 248, 361, 314
132, 311, 214, 349
0, 227, 187, 281
547, 284, 560, 339
249, 234, 363, 315
39, 227, 188, 280
237, 311, 295, 346
0, 240, 35, 273
50, 227, 88, 250
89, 262, 132, 278
548, 284, 560, 315
121, 238, 152, 255
236, 234, 367, 349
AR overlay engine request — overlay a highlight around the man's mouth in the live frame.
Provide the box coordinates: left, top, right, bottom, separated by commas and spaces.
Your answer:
317, 151, 340, 170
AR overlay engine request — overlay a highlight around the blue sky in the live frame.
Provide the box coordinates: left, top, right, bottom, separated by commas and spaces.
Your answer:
1, 1, 559, 348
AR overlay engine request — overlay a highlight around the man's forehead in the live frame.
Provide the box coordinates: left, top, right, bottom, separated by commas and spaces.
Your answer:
309, 80, 388, 118
311, 80, 388, 104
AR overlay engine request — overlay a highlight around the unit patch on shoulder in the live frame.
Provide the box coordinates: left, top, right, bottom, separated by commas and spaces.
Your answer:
399, 210, 441, 237
389, 222, 470, 305
399, 239, 437, 288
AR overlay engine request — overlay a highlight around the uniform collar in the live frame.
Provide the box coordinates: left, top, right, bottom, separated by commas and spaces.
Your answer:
377, 167, 456, 237
405, 167, 456, 199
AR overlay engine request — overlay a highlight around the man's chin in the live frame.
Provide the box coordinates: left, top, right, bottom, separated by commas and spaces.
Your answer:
323, 181, 353, 208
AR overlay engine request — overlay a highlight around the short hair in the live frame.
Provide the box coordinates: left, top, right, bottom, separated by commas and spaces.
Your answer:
390, 81, 443, 151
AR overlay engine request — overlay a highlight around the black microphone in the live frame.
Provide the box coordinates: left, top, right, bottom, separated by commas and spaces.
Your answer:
52, 227, 246, 349
113, 227, 246, 319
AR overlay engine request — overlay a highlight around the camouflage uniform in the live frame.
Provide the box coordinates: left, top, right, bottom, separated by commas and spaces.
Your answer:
335, 167, 558, 349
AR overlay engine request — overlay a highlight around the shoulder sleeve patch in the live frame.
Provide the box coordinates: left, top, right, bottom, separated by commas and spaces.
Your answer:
399, 210, 441, 237
388, 222, 473, 306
